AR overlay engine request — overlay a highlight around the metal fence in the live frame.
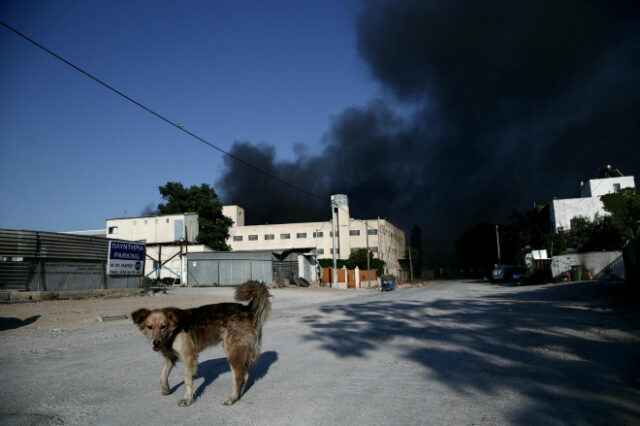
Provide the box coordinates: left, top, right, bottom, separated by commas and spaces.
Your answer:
0, 229, 139, 291
187, 251, 273, 286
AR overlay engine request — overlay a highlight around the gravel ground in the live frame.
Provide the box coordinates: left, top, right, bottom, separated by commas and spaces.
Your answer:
1, 280, 639, 425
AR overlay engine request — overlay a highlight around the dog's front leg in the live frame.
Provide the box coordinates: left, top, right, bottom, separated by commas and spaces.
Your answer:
161, 357, 175, 395
179, 355, 197, 407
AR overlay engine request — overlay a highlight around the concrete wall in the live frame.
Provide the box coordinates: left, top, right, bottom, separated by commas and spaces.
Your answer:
551, 251, 624, 280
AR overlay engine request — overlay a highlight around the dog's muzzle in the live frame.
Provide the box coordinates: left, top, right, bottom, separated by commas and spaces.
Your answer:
153, 339, 161, 352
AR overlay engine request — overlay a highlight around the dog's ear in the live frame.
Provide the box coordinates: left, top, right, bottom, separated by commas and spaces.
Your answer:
165, 308, 190, 332
131, 308, 151, 326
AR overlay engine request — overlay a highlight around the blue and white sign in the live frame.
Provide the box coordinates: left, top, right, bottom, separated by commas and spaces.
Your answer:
107, 241, 146, 275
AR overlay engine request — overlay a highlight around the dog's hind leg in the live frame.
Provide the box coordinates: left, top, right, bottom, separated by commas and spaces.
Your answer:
178, 355, 197, 407
161, 357, 175, 395
223, 347, 250, 405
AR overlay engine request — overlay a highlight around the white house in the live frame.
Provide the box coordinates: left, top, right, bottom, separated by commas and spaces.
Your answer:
551, 174, 636, 233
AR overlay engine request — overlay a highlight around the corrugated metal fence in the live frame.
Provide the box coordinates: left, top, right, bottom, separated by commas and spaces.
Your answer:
0, 229, 139, 291
187, 251, 273, 286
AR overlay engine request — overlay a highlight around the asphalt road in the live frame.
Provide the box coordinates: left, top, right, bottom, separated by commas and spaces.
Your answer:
1, 280, 639, 425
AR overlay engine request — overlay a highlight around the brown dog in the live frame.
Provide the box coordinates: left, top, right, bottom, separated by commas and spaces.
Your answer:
131, 281, 271, 406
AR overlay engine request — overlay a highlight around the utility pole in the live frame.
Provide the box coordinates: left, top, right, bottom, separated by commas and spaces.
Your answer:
366, 220, 370, 287
495, 224, 501, 265
331, 197, 338, 288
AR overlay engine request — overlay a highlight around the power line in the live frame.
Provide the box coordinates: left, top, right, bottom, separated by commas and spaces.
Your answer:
1, 21, 405, 251
0, 20, 326, 203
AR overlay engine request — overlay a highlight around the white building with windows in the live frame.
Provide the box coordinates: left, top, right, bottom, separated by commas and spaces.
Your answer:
105, 213, 211, 282
551, 174, 636, 233
224, 195, 407, 276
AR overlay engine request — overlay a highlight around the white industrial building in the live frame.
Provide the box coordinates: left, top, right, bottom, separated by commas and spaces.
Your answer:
551, 173, 636, 233
106, 213, 212, 282
224, 195, 407, 277
106, 194, 407, 283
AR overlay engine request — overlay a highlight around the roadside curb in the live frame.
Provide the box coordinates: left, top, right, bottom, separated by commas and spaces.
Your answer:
3, 288, 142, 302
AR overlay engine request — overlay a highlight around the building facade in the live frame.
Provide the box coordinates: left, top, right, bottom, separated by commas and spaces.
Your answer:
551, 175, 636, 233
225, 195, 407, 276
105, 213, 208, 282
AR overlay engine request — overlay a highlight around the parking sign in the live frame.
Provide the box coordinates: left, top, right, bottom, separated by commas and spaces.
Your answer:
107, 241, 146, 275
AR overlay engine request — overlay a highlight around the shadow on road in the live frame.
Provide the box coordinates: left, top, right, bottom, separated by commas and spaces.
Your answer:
302, 281, 640, 425
168, 351, 279, 400
0, 315, 40, 331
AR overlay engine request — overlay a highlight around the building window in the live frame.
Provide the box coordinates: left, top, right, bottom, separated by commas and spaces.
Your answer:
166, 218, 170, 223
371, 247, 378, 252
233, 236, 243, 242
349, 230, 360, 236
316, 248, 325, 255
613, 183, 621, 193
133, 220, 137, 226
330, 248, 339, 254
280, 233, 290, 239
265, 234, 275, 240
144, 220, 148, 225
248, 235, 258, 241
296, 233, 307, 239
108, 226, 118, 235
368, 229, 377, 236
350, 248, 360, 253
313, 231, 323, 238
330, 231, 339, 237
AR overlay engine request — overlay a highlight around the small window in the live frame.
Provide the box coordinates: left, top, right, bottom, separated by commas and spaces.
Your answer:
248, 235, 258, 241
313, 231, 324, 238
265, 234, 275, 240
108, 226, 118, 235
233, 236, 243, 242
133, 220, 137, 226
330, 248, 339, 254
613, 183, 621, 193
371, 247, 378, 253
144, 220, 148, 225
349, 230, 360, 236
316, 248, 325, 254
280, 233, 290, 239
330, 231, 339, 237
368, 229, 377, 236
166, 218, 170, 223
296, 233, 307, 239
350, 248, 360, 253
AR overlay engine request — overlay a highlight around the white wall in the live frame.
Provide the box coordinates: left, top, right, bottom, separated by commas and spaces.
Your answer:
106, 213, 199, 244
582, 176, 635, 197
551, 251, 624, 280
551, 198, 608, 233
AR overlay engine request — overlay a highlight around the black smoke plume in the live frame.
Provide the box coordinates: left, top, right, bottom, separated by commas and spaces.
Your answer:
217, 1, 640, 263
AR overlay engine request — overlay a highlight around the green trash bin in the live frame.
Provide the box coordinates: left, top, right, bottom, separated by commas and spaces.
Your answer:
571, 265, 584, 281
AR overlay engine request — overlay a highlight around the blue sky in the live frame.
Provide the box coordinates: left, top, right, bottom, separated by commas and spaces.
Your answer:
0, 0, 378, 231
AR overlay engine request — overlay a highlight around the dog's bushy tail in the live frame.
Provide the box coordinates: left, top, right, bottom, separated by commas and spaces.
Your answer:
236, 281, 271, 365
236, 280, 271, 330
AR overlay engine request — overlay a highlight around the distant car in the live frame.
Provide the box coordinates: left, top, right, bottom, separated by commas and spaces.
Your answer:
492, 265, 522, 282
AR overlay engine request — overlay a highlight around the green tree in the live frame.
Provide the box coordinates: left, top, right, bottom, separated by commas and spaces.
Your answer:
156, 182, 233, 250
567, 216, 625, 252
345, 248, 385, 276
601, 187, 640, 237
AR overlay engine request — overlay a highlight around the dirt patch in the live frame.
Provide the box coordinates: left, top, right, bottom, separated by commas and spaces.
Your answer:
0, 292, 232, 331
